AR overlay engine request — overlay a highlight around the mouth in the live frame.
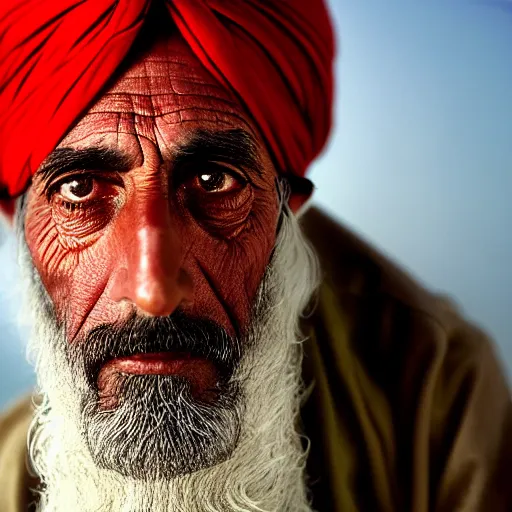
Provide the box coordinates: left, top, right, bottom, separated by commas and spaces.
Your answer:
97, 351, 220, 409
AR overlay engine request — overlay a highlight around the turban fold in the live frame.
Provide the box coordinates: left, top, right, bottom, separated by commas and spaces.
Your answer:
0, 0, 335, 199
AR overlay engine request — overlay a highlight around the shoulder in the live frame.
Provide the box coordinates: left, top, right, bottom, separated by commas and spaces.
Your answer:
0, 395, 35, 512
299, 206, 512, 510
0, 395, 33, 465
0, 395, 33, 430
299, 205, 501, 362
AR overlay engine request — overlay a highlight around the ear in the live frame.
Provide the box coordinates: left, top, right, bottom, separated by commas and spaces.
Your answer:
0, 199, 16, 227
286, 175, 314, 215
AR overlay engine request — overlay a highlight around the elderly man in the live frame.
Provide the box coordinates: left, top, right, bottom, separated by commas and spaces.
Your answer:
0, 0, 510, 511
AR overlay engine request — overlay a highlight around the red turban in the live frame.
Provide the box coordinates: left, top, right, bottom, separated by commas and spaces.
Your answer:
0, 0, 334, 199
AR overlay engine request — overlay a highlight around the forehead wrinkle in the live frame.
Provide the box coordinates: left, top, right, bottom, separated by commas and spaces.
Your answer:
58, 34, 263, 161
66, 103, 256, 143
87, 91, 241, 120
115, 75, 231, 96
88, 49, 241, 119
104, 57, 237, 104
121, 60, 225, 85
59, 115, 256, 169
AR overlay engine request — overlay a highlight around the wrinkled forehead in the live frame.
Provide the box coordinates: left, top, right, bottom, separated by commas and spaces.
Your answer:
59, 31, 257, 154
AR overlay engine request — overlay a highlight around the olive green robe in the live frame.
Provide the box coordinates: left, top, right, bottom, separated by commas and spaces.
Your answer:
0, 207, 511, 511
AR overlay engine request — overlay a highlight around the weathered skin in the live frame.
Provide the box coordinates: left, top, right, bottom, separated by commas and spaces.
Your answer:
24, 31, 284, 346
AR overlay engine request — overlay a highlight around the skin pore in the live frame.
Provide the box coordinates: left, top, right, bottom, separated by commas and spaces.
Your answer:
23, 30, 282, 382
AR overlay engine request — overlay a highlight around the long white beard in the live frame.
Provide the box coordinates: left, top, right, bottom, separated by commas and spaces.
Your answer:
19, 203, 320, 512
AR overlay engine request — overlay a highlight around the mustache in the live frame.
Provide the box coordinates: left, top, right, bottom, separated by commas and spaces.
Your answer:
67, 310, 242, 389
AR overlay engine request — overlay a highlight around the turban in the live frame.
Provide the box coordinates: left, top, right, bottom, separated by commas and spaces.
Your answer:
0, 0, 335, 199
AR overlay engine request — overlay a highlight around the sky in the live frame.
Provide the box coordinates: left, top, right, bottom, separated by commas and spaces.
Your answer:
0, 0, 511, 409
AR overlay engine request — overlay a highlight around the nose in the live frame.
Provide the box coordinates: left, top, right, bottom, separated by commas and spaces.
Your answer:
109, 205, 193, 317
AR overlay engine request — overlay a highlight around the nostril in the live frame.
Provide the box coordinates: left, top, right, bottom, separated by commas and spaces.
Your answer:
107, 220, 190, 316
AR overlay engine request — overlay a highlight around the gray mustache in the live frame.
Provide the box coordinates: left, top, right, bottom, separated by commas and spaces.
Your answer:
67, 310, 242, 389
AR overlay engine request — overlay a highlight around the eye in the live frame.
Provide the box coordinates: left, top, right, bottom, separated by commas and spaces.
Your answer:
194, 171, 242, 193
173, 164, 254, 238
47, 175, 123, 247
58, 177, 95, 202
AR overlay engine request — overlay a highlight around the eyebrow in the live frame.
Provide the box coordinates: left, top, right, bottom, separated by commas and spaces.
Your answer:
34, 129, 263, 192
35, 146, 134, 186
173, 129, 264, 179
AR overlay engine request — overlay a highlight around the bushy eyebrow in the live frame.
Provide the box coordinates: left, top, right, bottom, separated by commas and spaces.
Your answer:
173, 129, 264, 178
35, 128, 264, 193
35, 146, 134, 187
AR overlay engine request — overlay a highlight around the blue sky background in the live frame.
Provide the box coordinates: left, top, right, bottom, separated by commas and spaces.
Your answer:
0, 0, 511, 410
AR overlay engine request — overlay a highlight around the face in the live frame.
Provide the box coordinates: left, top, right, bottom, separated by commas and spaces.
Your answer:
23, 28, 286, 480
18, 26, 320, 511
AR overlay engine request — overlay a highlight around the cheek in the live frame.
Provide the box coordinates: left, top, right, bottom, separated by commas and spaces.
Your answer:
25, 196, 71, 295
187, 189, 279, 333
25, 193, 118, 337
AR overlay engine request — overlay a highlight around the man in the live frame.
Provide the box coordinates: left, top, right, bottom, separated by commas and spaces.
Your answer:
0, 1, 510, 511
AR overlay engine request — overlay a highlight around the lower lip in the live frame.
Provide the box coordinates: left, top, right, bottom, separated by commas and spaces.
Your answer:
97, 352, 219, 407
101, 351, 204, 375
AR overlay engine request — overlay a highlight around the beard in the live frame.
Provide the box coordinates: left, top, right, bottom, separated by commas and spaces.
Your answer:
19, 201, 320, 512
75, 312, 244, 481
